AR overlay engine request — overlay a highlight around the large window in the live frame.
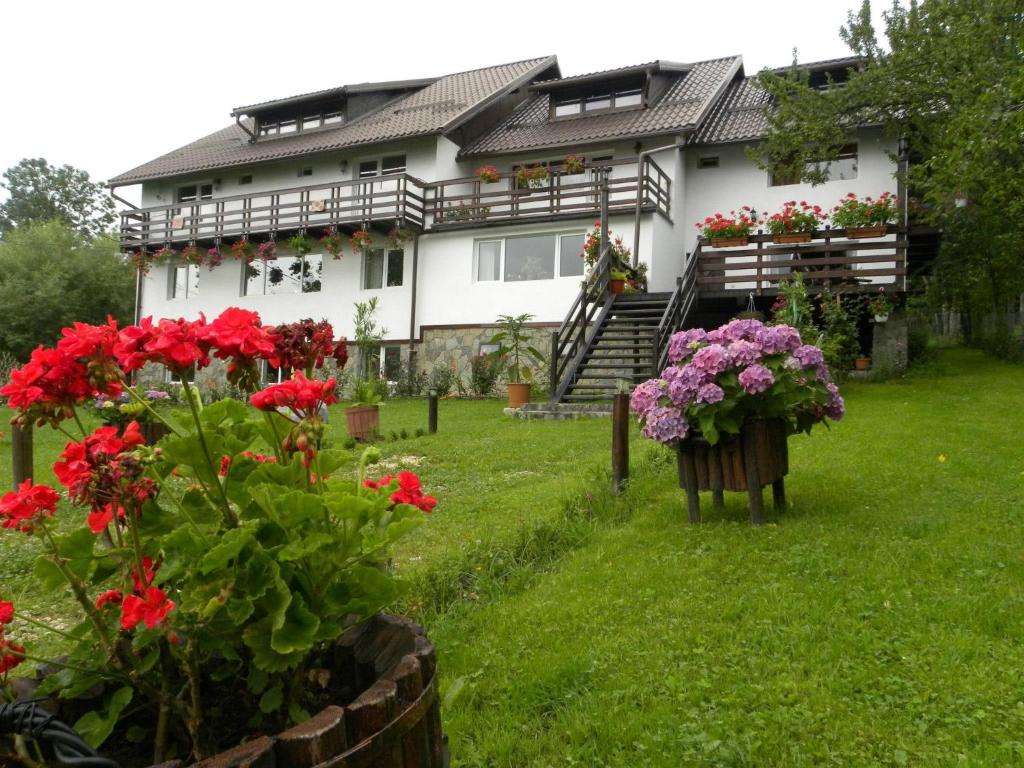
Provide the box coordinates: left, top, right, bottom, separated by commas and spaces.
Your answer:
363, 248, 404, 289
177, 184, 213, 204
245, 253, 323, 296
476, 233, 585, 283
770, 144, 858, 186
170, 264, 199, 299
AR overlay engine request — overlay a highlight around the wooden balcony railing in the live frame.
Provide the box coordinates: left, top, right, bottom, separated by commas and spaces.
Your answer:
119, 174, 427, 250
425, 157, 671, 229
695, 227, 908, 295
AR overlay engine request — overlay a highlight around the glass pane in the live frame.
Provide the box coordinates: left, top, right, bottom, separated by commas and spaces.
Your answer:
555, 100, 580, 117
173, 265, 188, 298
584, 95, 611, 111
323, 112, 343, 125
615, 90, 642, 108
358, 161, 379, 178
477, 241, 501, 281
303, 115, 321, 130
383, 347, 401, 380
279, 120, 297, 134
245, 261, 265, 296
177, 185, 197, 203
504, 235, 555, 282
559, 234, 585, 277
386, 249, 404, 287
828, 155, 858, 181
302, 254, 323, 293
364, 249, 384, 289
200, 184, 213, 199
267, 256, 302, 295
382, 155, 407, 174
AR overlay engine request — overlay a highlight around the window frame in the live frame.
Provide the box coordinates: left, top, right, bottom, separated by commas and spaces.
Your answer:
243, 252, 324, 296
769, 143, 858, 187
473, 230, 586, 284
362, 247, 405, 290
169, 262, 200, 300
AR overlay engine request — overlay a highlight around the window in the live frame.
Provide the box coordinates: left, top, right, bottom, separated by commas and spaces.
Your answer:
382, 346, 402, 380
167, 365, 195, 385
358, 160, 379, 179
381, 155, 407, 175
323, 112, 343, 125
299, 166, 313, 177
554, 99, 581, 117
552, 87, 645, 119
170, 264, 199, 299
584, 94, 612, 112
258, 109, 345, 136
475, 232, 584, 283
614, 89, 642, 108
177, 184, 213, 203
698, 156, 720, 169
239, 175, 253, 185
264, 362, 292, 383
363, 248, 404, 289
245, 253, 322, 295
770, 144, 858, 186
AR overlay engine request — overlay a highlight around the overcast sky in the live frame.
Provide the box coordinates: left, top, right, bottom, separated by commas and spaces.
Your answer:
0, 0, 884, 205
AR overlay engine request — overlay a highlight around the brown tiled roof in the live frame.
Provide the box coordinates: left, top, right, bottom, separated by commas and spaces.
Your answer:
230, 78, 439, 117
690, 75, 773, 145
460, 56, 741, 157
109, 57, 556, 186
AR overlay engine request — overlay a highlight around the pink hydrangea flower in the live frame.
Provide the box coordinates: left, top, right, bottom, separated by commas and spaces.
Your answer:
738, 364, 775, 394
696, 383, 725, 404
690, 344, 732, 376
667, 328, 708, 364
629, 379, 663, 417
640, 406, 690, 444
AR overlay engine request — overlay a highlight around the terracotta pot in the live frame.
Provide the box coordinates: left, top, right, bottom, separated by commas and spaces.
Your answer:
854, 357, 871, 371
345, 404, 380, 441
710, 236, 749, 248
845, 225, 887, 239
771, 233, 812, 244
609, 279, 625, 295
507, 382, 531, 408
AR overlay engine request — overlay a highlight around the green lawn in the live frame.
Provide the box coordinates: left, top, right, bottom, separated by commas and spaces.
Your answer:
2, 349, 1023, 766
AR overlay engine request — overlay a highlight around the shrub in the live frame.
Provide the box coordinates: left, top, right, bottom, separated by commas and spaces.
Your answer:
393, 359, 429, 397
428, 361, 458, 397
469, 355, 500, 397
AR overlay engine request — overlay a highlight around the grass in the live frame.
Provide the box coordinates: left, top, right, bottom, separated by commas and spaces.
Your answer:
2, 348, 1022, 765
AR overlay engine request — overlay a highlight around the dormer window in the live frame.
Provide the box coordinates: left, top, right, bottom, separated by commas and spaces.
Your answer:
551, 86, 646, 119
257, 108, 345, 137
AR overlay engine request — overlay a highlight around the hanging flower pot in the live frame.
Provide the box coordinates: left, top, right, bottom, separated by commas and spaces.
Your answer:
830, 192, 898, 238
351, 229, 374, 254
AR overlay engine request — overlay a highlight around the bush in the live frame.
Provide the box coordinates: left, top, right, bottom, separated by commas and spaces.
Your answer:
393, 359, 429, 397
469, 355, 500, 397
428, 361, 458, 397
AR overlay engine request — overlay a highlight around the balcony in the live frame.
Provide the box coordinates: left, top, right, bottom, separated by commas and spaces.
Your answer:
695, 228, 908, 297
118, 158, 672, 250
119, 174, 427, 251
426, 157, 671, 230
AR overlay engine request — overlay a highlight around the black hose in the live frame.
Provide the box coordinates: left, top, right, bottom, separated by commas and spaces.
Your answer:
0, 699, 120, 768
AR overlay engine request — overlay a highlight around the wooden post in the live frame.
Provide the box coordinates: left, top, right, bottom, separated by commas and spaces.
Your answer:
427, 390, 438, 435
740, 422, 765, 525
611, 393, 629, 494
772, 478, 786, 510
11, 424, 32, 489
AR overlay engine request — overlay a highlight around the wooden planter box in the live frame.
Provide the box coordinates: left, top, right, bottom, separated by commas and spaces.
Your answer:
676, 419, 789, 525
771, 233, 812, 244
709, 236, 748, 248
346, 405, 380, 441
845, 225, 887, 239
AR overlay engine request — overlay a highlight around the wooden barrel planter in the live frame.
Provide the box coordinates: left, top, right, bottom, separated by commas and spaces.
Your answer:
9, 615, 447, 768
676, 419, 789, 525
345, 405, 380, 441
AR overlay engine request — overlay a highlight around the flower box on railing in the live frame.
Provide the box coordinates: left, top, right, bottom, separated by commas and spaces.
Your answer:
771, 233, 812, 244
709, 237, 749, 248
844, 225, 888, 239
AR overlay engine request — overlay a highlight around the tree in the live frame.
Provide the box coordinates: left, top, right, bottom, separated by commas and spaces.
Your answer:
0, 221, 135, 360
0, 158, 117, 239
750, 0, 1024, 348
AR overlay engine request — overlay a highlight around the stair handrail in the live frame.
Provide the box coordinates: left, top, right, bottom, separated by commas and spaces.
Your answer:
651, 239, 701, 375
549, 243, 614, 401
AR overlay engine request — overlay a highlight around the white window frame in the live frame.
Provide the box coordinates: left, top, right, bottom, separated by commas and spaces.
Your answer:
362, 248, 404, 290
473, 231, 586, 283
243, 252, 324, 296
169, 262, 200, 300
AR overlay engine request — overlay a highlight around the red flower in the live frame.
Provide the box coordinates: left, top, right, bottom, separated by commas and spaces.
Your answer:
132, 557, 158, 593
95, 589, 123, 610
87, 503, 125, 534
271, 319, 348, 373
0, 598, 13, 624
365, 471, 437, 513
1, 346, 94, 426
0, 479, 60, 533
0, 639, 25, 674
121, 587, 174, 630
250, 373, 337, 417
203, 308, 281, 390
114, 316, 211, 376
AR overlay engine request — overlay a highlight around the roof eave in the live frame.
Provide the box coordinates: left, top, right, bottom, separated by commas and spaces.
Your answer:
230, 77, 440, 117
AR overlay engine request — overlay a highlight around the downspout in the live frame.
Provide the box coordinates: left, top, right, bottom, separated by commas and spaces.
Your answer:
408, 234, 420, 343
632, 140, 684, 268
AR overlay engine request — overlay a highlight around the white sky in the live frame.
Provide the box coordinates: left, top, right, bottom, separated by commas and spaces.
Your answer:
0, 0, 885, 205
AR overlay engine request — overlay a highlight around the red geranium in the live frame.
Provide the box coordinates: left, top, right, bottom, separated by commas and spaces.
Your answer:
202, 308, 281, 391
1, 346, 95, 427
364, 471, 437, 513
95, 589, 123, 610
250, 373, 337, 417
0, 638, 25, 674
0, 597, 14, 624
0, 479, 60, 533
272, 318, 348, 375
121, 586, 175, 630
114, 316, 211, 376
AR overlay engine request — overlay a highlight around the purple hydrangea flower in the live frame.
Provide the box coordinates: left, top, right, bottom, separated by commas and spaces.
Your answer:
667, 328, 709, 364
640, 406, 690, 444
690, 344, 732, 376
720, 318, 765, 343
663, 364, 708, 407
738, 364, 775, 394
696, 383, 725, 404
630, 379, 664, 417
728, 339, 762, 366
145, 390, 171, 401
792, 344, 824, 369
825, 382, 845, 421
757, 325, 803, 355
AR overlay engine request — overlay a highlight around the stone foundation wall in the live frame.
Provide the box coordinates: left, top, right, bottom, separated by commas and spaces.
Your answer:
415, 324, 556, 376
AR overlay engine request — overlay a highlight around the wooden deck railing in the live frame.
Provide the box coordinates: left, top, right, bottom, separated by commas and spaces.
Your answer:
696, 227, 907, 295
426, 157, 671, 229
119, 174, 427, 250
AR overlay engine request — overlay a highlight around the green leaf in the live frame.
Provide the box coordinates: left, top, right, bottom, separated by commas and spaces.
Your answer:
277, 533, 335, 562
258, 684, 283, 714
243, 617, 305, 672
289, 701, 311, 724
73, 685, 133, 749
56, 527, 96, 581
33, 555, 66, 592
199, 528, 254, 574
270, 594, 320, 655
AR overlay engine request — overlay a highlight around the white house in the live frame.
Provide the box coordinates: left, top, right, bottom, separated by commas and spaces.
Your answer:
109, 54, 905, 398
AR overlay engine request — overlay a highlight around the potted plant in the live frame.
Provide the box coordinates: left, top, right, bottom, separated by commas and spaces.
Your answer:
386, 225, 414, 250
319, 228, 345, 259
181, 244, 204, 266
563, 154, 585, 175
92, 385, 174, 444
762, 201, 827, 244
345, 378, 383, 440
475, 164, 500, 184
581, 223, 632, 272
831, 191, 898, 238
129, 248, 154, 274
351, 229, 374, 254
286, 233, 314, 256
855, 355, 872, 370
205, 246, 223, 269
609, 269, 628, 295
515, 164, 549, 189
255, 240, 277, 261
867, 287, 894, 322
230, 239, 256, 262
695, 207, 755, 247
630, 318, 844, 523
0, 309, 443, 765
488, 313, 546, 408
